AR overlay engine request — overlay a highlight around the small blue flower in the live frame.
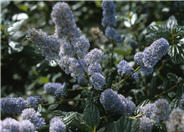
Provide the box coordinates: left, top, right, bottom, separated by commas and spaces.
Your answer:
166, 108, 184, 132
100, 89, 125, 114
100, 89, 135, 116
90, 73, 105, 90
44, 83, 62, 95
26, 96, 42, 108
72, 36, 90, 58
0, 97, 26, 115
143, 38, 169, 68
21, 108, 45, 129
51, 2, 81, 39
1, 118, 19, 132
84, 48, 104, 64
54, 83, 66, 98
88, 62, 102, 75
151, 99, 170, 123
124, 98, 136, 116
19, 120, 35, 132
49, 117, 66, 132
118, 60, 134, 76
140, 103, 156, 118
102, 0, 117, 27
134, 38, 169, 75
27, 29, 61, 60
105, 26, 122, 44
139, 116, 154, 132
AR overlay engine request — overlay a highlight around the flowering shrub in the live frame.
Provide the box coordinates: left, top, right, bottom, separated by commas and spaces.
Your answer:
1, 1, 184, 132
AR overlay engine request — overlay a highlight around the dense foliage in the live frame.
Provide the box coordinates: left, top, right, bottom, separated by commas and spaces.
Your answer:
1, 1, 184, 132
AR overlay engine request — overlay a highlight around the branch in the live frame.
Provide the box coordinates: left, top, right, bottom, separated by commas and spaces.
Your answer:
111, 66, 141, 88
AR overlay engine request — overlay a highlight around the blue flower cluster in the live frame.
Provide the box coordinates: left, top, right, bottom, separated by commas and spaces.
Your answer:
27, 29, 61, 61
100, 89, 135, 116
140, 99, 170, 122
102, 0, 117, 27
51, 2, 81, 39
44, 82, 66, 97
20, 108, 45, 129
102, 0, 122, 44
134, 38, 169, 75
105, 26, 122, 44
139, 116, 154, 132
0, 118, 35, 132
118, 60, 139, 80
90, 73, 105, 90
26, 96, 42, 108
139, 99, 170, 131
85, 49, 105, 90
49, 117, 66, 132
0, 96, 42, 114
166, 108, 184, 132
50, 2, 89, 84
28, 2, 106, 89
0, 118, 20, 132
0, 97, 26, 115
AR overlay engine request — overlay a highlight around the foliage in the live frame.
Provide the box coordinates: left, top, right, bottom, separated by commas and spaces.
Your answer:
1, 1, 184, 132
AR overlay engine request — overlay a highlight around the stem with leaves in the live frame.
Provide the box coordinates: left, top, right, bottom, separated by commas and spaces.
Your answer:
111, 66, 141, 88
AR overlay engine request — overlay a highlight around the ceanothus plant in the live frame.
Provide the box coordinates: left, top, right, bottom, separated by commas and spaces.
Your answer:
1, 1, 184, 132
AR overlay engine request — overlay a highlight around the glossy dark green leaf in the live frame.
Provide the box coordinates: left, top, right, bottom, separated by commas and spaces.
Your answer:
83, 103, 100, 128
105, 116, 139, 132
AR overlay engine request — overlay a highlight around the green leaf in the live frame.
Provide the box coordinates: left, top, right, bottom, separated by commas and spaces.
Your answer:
135, 99, 151, 115
115, 45, 132, 56
105, 116, 139, 132
168, 42, 184, 64
62, 112, 91, 132
167, 73, 178, 82
48, 104, 59, 111
169, 98, 180, 111
16, 4, 29, 12
83, 103, 100, 128
40, 77, 49, 83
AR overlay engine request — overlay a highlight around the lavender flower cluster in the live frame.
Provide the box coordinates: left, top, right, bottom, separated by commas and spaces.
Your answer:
28, 2, 106, 89
50, 117, 66, 132
100, 89, 135, 116
85, 49, 105, 90
0, 118, 35, 132
0, 96, 42, 115
51, 2, 81, 39
102, 0, 122, 44
134, 38, 169, 75
20, 108, 45, 129
139, 99, 170, 131
51, 2, 89, 84
1, 105, 67, 132
0, 108, 46, 131
27, 29, 61, 61
44, 82, 66, 97
118, 60, 139, 80
166, 108, 184, 132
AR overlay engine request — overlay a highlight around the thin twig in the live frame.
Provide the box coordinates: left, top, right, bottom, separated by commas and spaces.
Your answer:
153, 84, 177, 99
111, 66, 141, 88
